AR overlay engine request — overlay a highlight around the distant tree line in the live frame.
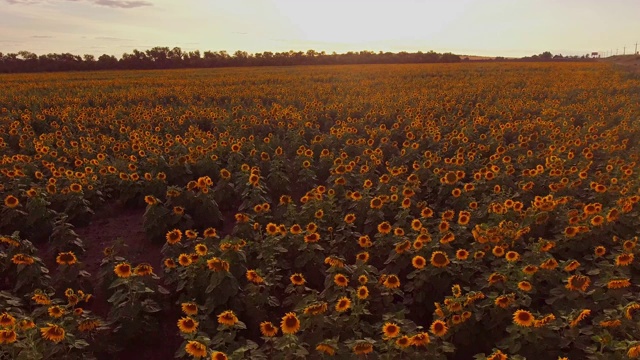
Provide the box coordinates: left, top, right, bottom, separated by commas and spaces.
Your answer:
0, 47, 466, 73
489, 51, 597, 62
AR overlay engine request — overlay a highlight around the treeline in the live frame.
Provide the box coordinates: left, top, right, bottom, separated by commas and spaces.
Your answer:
0, 47, 464, 73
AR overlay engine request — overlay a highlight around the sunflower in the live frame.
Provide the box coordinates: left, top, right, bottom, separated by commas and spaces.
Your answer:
370, 197, 383, 209
164, 258, 176, 269
411, 255, 426, 269
290, 273, 305, 286
0, 330, 17, 344
505, 251, 520, 262
304, 232, 320, 243
181, 302, 198, 316
289, 224, 302, 235
377, 221, 392, 234
456, 249, 469, 260
185, 340, 207, 358
492, 246, 505, 257
382, 322, 400, 338
114, 263, 132, 278
430, 320, 448, 337
55, 251, 77, 266
395, 335, 411, 348
211, 352, 228, 360
304, 302, 328, 315
316, 343, 336, 356
40, 323, 65, 343
615, 253, 634, 266
177, 317, 198, 333
4, 195, 19, 208
356, 285, 369, 300
518, 281, 533, 292
0, 313, 16, 328
48, 306, 64, 318
431, 251, 450, 268
259, 321, 278, 337
246, 270, 264, 284
335, 296, 351, 312
410, 332, 430, 347
513, 309, 535, 327
134, 263, 154, 276
356, 252, 369, 263
11, 254, 34, 265
383, 274, 401, 289
217, 310, 238, 326
607, 278, 631, 289
494, 294, 514, 308
334, 274, 349, 287
178, 254, 193, 267
280, 312, 300, 334
628, 345, 640, 359
487, 349, 508, 360
353, 342, 374, 355
166, 229, 182, 244
570, 309, 591, 327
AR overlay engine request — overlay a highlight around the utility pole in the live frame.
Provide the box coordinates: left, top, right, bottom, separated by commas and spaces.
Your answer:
623, 46, 626, 55
635, 42, 638, 55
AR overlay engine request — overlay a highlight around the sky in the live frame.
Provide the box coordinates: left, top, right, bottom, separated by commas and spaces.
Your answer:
1, 0, 639, 58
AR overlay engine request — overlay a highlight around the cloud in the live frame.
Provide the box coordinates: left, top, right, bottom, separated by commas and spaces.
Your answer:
93, 0, 152, 8
4, 0, 153, 8
31, 35, 54, 38
95, 36, 133, 41
4, 0, 41, 4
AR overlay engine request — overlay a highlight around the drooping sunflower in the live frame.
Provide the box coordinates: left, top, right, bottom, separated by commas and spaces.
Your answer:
185, 340, 207, 358
616, 253, 634, 266
280, 312, 300, 334
410, 332, 430, 347
352, 342, 374, 355
607, 278, 631, 289
177, 317, 198, 333
0, 329, 17, 344
134, 263, 154, 276
377, 221, 392, 234
513, 309, 535, 327
40, 323, 66, 343
383, 274, 401, 289
315, 343, 336, 356
566, 274, 591, 292
211, 351, 228, 360
395, 335, 411, 348
518, 281, 533, 292
217, 310, 238, 326
304, 302, 328, 315
0, 313, 16, 327
181, 302, 198, 316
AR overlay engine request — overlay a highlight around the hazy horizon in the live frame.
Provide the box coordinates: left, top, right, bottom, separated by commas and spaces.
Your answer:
1, 0, 639, 58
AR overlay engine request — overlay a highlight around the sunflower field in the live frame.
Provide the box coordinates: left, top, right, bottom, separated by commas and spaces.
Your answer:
1, 62, 640, 360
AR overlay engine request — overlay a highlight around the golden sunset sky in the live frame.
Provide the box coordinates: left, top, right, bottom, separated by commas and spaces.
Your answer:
1, 0, 639, 57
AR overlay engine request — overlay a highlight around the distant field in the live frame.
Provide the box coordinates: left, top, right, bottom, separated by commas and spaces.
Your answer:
1, 62, 639, 360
